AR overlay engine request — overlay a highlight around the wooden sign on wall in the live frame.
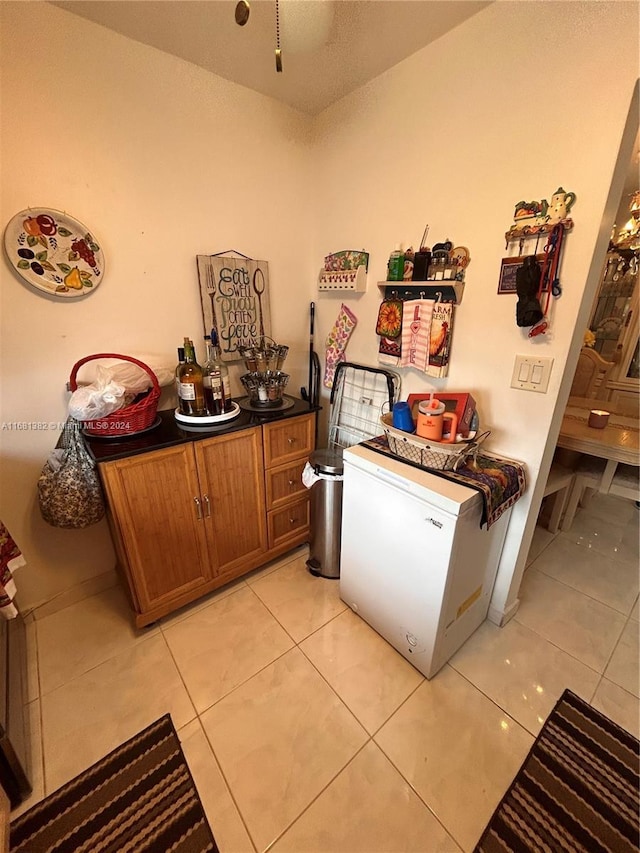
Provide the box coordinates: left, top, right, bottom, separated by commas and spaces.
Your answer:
196, 254, 271, 361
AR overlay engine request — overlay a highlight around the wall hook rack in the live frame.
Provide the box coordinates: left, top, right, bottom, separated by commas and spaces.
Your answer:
377, 281, 464, 304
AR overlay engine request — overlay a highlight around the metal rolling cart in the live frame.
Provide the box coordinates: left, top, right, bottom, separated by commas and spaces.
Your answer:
306, 362, 400, 579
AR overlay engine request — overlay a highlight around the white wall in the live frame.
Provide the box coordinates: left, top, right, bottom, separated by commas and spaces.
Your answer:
0, 1, 314, 611
310, 1, 639, 621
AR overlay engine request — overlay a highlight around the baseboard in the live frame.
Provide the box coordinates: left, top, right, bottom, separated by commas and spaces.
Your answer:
27, 569, 119, 621
487, 597, 520, 627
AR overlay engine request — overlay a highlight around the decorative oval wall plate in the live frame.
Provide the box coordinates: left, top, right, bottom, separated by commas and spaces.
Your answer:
3, 208, 105, 298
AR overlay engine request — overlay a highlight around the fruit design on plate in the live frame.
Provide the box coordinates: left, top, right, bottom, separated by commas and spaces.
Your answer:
7, 209, 103, 296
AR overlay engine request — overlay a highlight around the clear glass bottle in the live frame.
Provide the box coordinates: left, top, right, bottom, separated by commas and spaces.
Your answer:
208, 330, 232, 411
202, 335, 225, 416
178, 337, 205, 415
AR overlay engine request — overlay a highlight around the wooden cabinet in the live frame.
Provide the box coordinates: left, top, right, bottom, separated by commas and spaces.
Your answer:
263, 414, 314, 550
99, 413, 315, 627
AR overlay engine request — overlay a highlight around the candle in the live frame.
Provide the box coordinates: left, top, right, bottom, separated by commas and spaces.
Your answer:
588, 410, 610, 429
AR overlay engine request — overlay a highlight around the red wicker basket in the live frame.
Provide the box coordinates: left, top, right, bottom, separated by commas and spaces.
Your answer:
69, 353, 161, 437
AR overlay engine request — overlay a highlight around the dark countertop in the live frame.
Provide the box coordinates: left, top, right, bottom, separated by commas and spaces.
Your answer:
84, 396, 320, 464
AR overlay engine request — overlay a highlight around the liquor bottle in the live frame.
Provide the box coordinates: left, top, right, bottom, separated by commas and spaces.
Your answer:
202, 335, 225, 416
174, 346, 185, 398
209, 329, 233, 411
178, 337, 205, 415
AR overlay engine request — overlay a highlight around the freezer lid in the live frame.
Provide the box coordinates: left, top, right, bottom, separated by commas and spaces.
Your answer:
343, 444, 481, 516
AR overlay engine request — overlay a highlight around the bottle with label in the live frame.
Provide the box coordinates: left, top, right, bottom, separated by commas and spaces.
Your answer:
202, 334, 225, 415
209, 329, 233, 412
178, 337, 205, 415
387, 245, 405, 282
175, 346, 185, 398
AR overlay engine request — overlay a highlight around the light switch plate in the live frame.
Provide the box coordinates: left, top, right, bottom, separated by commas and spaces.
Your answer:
511, 355, 553, 392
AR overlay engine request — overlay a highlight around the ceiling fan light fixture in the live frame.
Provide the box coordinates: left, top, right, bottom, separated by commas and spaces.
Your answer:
235, 0, 250, 27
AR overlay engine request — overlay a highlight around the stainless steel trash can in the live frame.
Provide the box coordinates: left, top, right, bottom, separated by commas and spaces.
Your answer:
306, 448, 344, 579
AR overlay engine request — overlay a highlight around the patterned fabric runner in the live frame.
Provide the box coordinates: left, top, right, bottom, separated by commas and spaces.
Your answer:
360, 435, 526, 529
475, 688, 639, 852
1, 520, 26, 619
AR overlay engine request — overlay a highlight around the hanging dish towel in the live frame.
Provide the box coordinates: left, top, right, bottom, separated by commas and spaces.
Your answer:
426, 301, 454, 378
399, 299, 434, 372
0, 520, 26, 619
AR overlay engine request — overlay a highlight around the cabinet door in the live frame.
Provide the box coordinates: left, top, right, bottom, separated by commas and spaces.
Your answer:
195, 427, 267, 574
101, 445, 212, 613
263, 414, 314, 468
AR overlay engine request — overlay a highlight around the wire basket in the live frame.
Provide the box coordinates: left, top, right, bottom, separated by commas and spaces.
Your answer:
380, 413, 485, 471
69, 353, 161, 437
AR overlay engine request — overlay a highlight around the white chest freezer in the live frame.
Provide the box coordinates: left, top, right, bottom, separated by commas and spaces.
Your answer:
339, 445, 511, 679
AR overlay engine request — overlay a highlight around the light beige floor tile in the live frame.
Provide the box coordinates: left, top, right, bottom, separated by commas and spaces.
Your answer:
560, 509, 639, 567
36, 586, 158, 696
159, 576, 247, 628
244, 544, 310, 585
533, 535, 638, 615
619, 521, 640, 565
604, 619, 639, 697
31, 570, 119, 622
375, 666, 534, 852
177, 719, 255, 853
591, 679, 640, 738
515, 569, 626, 672
271, 741, 461, 853
450, 620, 600, 736
630, 596, 639, 622
10, 699, 44, 820
250, 557, 346, 642
300, 609, 423, 734
163, 585, 294, 713
25, 618, 39, 703
525, 525, 556, 567
579, 493, 638, 527
41, 633, 195, 793
201, 647, 367, 852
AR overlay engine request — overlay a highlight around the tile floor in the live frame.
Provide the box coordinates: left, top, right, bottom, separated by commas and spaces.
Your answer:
13, 493, 639, 853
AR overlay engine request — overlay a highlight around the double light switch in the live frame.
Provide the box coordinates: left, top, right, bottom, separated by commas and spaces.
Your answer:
511, 355, 553, 393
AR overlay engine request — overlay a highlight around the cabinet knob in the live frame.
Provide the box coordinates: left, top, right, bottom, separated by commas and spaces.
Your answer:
287, 437, 296, 445
194, 497, 203, 520
288, 479, 295, 486
202, 494, 211, 518
289, 517, 297, 525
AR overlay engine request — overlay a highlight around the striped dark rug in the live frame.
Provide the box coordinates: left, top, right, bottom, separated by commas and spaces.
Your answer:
10, 714, 218, 852
475, 689, 639, 853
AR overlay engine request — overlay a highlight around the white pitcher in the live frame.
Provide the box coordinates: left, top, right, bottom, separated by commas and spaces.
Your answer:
544, 187, 576, 223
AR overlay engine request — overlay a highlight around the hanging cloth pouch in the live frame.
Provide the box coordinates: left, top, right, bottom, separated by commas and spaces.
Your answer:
37, 417, 106, 528
515, 255, 543, 327
376, 296, 403, 339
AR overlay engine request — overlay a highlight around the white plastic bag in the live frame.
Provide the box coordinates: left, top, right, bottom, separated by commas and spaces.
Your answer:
68, 365, 128, 420
74, 355, 174, 388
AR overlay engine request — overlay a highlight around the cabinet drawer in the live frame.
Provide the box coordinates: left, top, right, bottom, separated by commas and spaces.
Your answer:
267, 496, 310, 550
265, 458, 308, 511
263, 414, 314, 468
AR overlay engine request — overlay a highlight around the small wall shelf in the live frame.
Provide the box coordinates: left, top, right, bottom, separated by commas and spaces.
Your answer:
377, 281, 465, 305
318, 265, 367, 292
